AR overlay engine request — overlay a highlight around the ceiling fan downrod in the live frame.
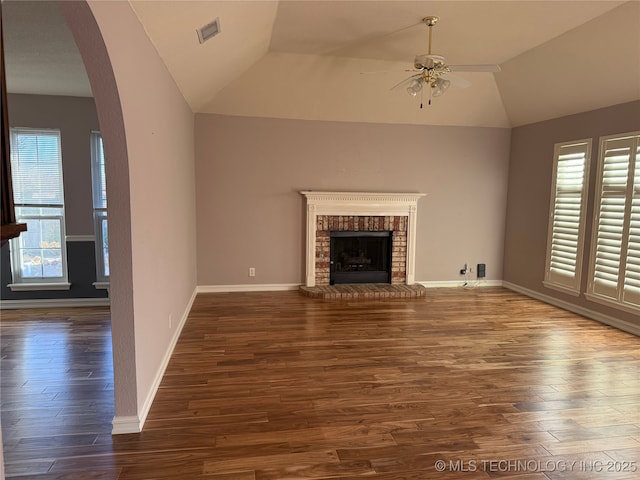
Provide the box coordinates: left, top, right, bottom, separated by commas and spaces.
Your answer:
423, 16, 439, 55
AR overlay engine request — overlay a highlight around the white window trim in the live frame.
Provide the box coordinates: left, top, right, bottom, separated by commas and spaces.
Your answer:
586, 131, 640, 314
66, 235, 96, 242
8, 282, 71, 292
93, 209, 109, 283
543, 139, 592, 296
90, 131, 109, 284
10, 212, 69, 285
584, 291, 640, 316
9, 128, 69, 287
542, 280, 582, 297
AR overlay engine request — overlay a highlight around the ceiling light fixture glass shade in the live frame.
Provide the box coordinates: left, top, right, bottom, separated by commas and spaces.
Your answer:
406, 78, 424, 97
431, 78, 451, 97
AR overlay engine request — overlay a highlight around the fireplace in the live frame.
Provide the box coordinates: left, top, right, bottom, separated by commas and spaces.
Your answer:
330, 231, 391, 284
301, 192, 426, 287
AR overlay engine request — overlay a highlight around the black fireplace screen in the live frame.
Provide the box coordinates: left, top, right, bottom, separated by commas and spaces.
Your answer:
330, 231, 391, 284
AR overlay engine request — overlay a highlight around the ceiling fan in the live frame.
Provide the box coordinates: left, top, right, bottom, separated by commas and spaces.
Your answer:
393, 16, 501, 106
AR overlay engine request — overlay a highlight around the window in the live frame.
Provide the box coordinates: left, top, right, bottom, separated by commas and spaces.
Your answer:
544, 139, 591, 295
91, 132, 109, 283
587, 132, 640, 313
9, 128, 69, 288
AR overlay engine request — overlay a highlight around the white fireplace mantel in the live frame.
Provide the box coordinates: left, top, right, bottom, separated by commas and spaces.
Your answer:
300, 191, 426, 287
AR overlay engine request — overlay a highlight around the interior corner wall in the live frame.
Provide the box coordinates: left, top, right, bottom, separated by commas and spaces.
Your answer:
1, 94, 106, 301
195, 114, 511, 286
503, 100, 640, 328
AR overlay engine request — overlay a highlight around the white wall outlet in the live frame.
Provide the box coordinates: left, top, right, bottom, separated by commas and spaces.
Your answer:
249, 267, 256, 277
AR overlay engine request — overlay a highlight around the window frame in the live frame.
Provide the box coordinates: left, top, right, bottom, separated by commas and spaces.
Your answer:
8, 128, 69, 288
586, 131, 640, 314
543, 139, 592, 296
90, 131, 109, 284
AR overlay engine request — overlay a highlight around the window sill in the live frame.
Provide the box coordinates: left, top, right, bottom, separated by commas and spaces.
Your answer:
542, 280, 581, 297
585, 292, 640, 315
93, 282, 110, 290
8, 282, 71, 292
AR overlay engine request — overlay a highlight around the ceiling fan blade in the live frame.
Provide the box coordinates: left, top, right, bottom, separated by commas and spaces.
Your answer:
448, 64, 501, 73
360, 68, 422, 75
390, 74, 422, 91
359, 70, 394, 75
324, 20, 423, 57
441, 73, 471, 89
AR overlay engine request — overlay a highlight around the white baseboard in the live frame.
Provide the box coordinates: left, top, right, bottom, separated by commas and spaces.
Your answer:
198, 282, 505, 292
112, 286, 199, 434
197, 283, 302, 293
503, 281, 640, 337
0, 297, 110, 310
417, 280, 503, 288
111, 415, 141, 435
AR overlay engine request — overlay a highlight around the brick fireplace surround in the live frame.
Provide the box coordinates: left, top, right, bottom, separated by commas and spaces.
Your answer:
300, 192, 426, 288
314, 215, 407, 285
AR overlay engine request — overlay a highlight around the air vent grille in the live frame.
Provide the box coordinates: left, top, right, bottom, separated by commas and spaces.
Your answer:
197, 17, 221, 44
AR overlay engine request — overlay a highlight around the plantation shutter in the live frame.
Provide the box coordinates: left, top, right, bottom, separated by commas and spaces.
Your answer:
544, 140, 590, 293
622, 142, 640, 305
590, 135, 638, 304
10, 129, 64, 207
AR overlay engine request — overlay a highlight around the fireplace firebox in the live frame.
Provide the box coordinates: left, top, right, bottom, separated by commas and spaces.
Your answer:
330, 231, 391, 284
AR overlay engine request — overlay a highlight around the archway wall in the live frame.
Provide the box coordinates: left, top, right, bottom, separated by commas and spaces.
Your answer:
58, 1, 198, 432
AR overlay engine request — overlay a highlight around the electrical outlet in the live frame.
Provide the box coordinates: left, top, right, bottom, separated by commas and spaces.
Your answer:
249, 267, 256, 277
477, 263, 486, 278
169, 314, 173, 329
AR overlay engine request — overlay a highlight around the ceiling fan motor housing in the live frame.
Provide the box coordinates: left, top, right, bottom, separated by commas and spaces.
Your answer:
414, 54, 446, 70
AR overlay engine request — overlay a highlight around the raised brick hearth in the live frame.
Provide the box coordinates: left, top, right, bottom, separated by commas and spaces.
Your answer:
300, 283, 427, 300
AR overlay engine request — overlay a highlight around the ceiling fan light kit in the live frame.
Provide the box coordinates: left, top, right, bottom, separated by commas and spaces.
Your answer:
406, 78, 423, 96
391, 15, 500, 107
432, 78, 450, 97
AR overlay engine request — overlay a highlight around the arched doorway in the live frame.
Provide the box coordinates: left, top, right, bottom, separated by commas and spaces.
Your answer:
56, 1, 138, 429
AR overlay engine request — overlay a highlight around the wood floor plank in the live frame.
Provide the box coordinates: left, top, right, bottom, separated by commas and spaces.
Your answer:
1, 288, 639, 479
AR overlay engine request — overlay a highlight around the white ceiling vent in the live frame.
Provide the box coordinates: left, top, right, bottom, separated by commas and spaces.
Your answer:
197, 17, 221, 44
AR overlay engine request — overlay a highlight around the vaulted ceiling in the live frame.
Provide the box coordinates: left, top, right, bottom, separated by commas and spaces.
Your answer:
3, 1, 640, 127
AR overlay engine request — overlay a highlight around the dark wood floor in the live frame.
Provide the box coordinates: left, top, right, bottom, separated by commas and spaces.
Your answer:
1, 288, 639, 479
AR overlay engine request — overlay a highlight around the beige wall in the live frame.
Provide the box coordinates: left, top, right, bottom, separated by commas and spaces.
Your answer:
87, 0, 198, 421
59, 0, 137, 421
495, 1, 640, 127
60, 0, 198, 428
7, 94, 99, 235
503, 100, 640, 328
195, 114, 511, 286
